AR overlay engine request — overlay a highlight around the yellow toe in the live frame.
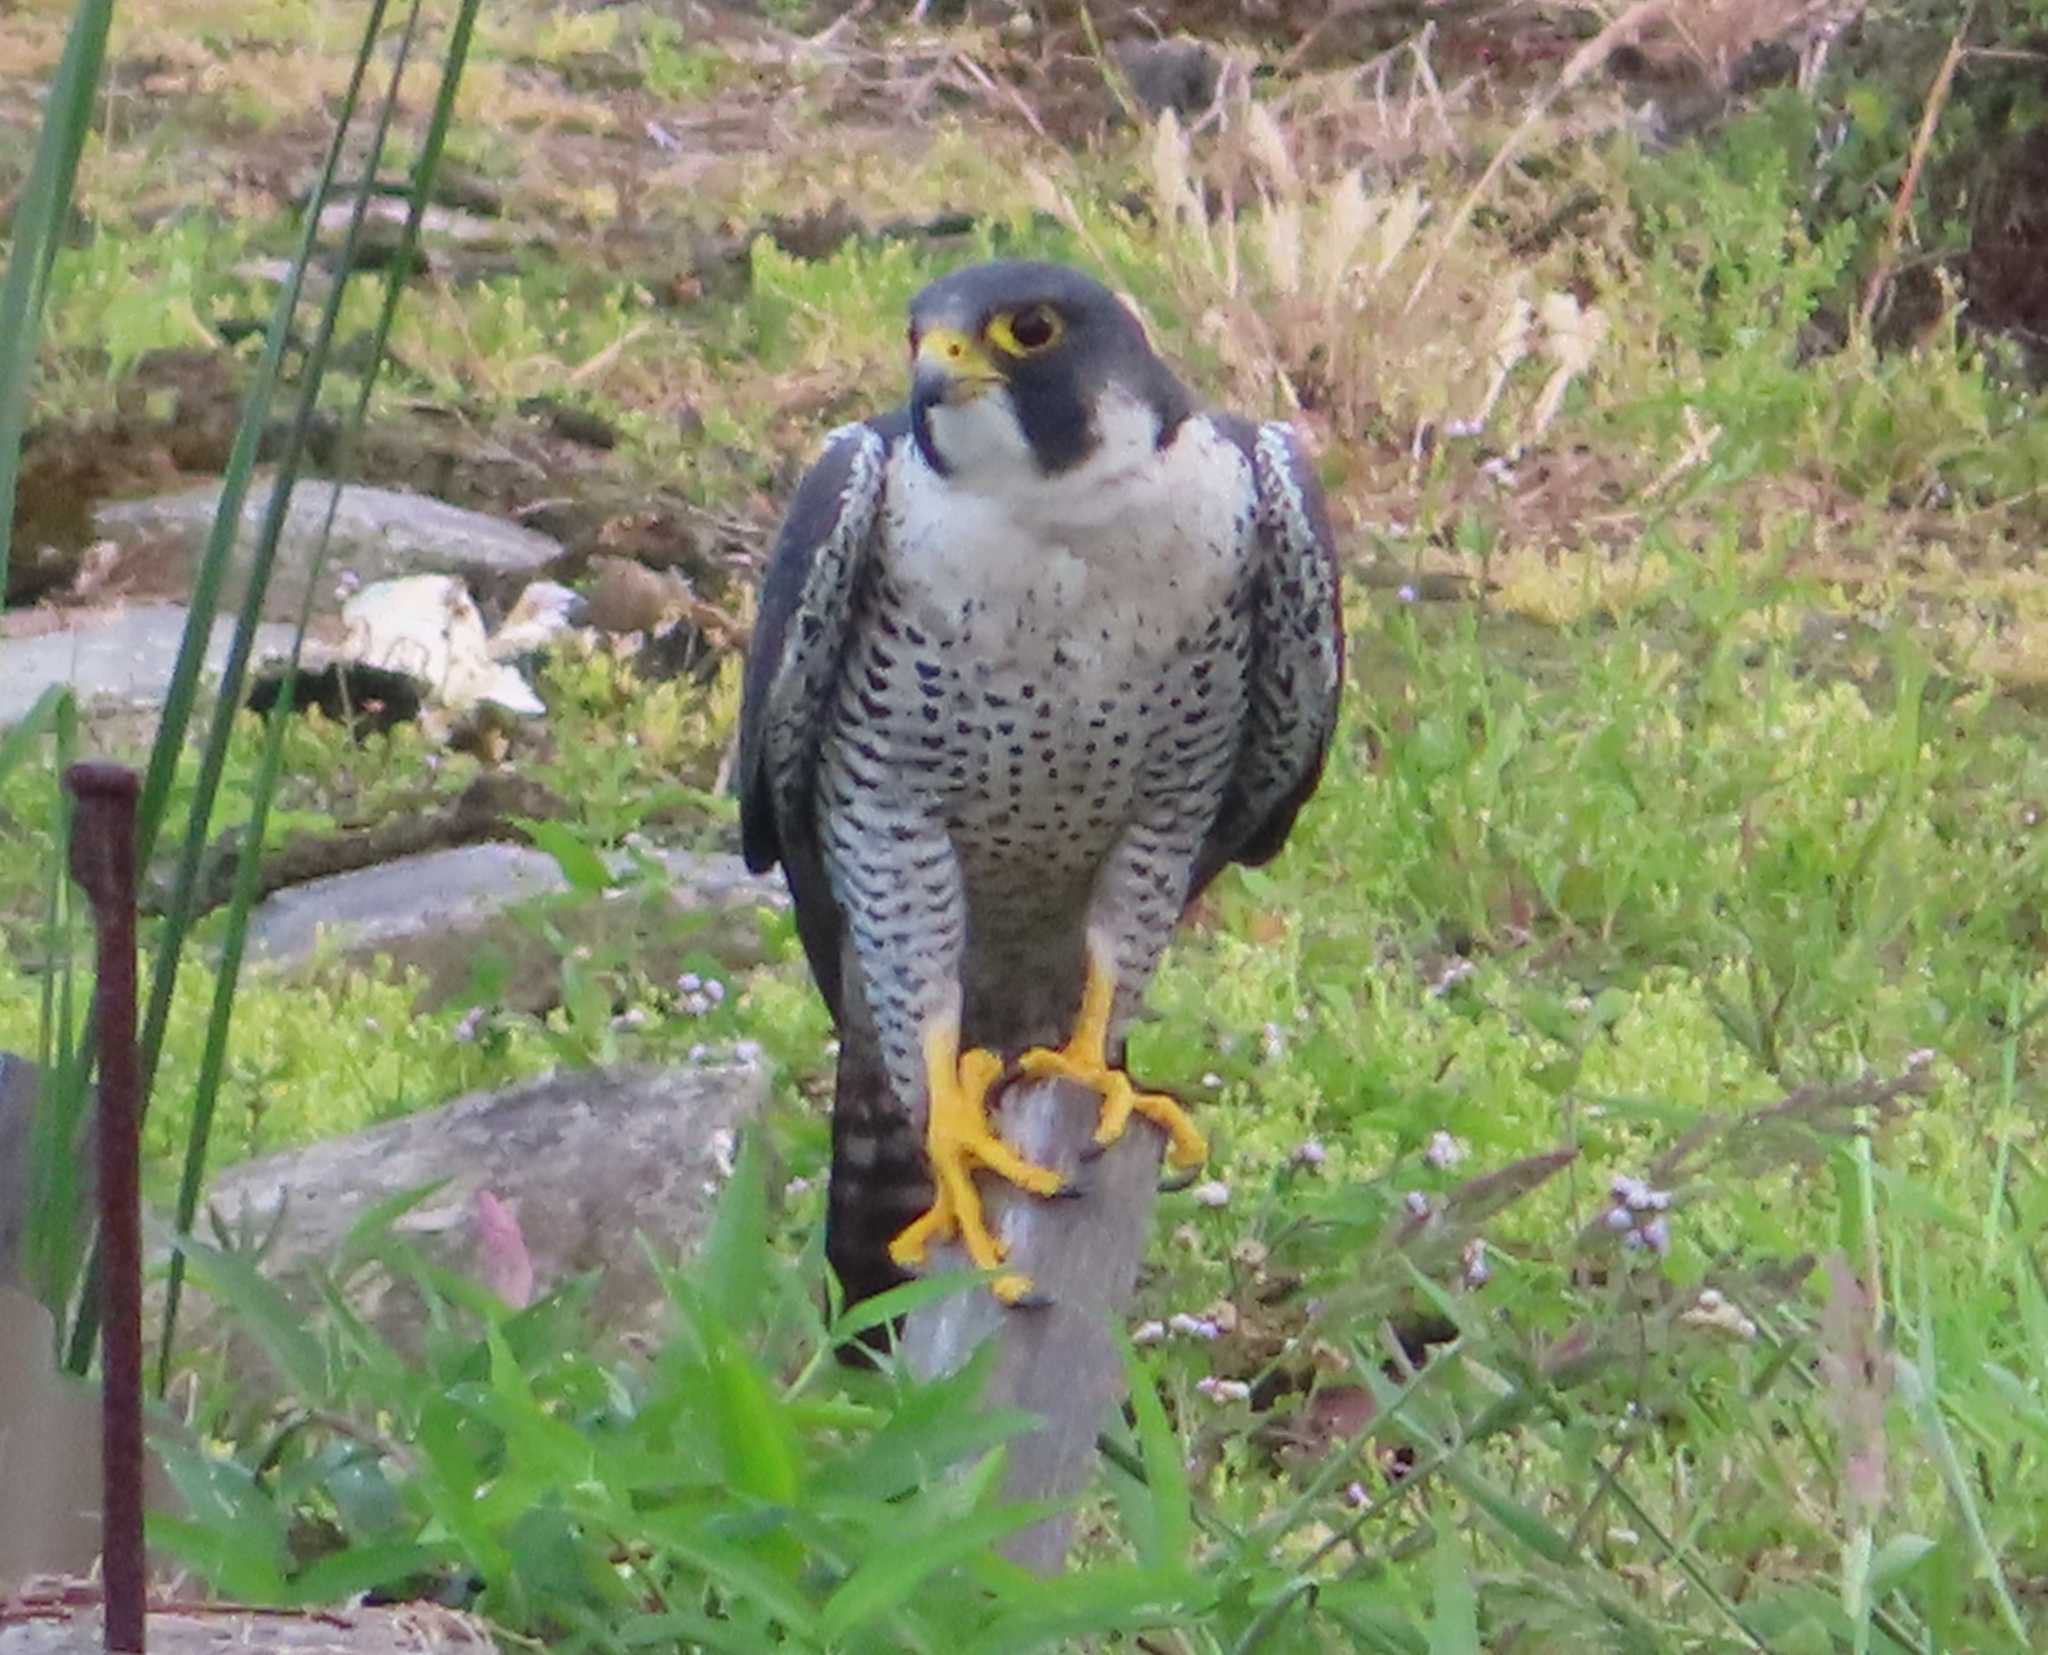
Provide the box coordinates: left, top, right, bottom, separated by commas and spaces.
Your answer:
1018, 942, 1208, 1171
1020, 1044, 1208, 1170
887, 1020, 1066, 1305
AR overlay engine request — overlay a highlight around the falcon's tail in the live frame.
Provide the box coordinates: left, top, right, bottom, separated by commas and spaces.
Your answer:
825, 1021, 934, 1355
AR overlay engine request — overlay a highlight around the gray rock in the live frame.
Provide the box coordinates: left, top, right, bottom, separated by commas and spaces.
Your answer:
0, 1594, 497, 1655
196, 1061, 771, 1347
95, 478, 565, 619
0, 1067, 167, 1591
246, 842, 564, 965
0, 604, 298, 728
1112, 36, 1222, 118
244, 843, 788, 1011
0, 1287, 116, 1590
0, 1053, 38, 1288
316, 196, 519, 246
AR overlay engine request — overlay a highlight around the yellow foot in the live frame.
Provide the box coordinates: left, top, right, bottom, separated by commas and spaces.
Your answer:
1018, 942, 1208, 1173
888, 1026, 1070, 1304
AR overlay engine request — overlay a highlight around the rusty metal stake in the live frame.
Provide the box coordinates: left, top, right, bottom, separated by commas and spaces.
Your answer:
66, 762, 145, 1655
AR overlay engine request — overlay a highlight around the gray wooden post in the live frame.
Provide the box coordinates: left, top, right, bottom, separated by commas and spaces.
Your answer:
900, 1073, 1165, 1574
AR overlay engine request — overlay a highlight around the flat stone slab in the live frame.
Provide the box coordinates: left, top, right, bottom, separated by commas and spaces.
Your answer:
95, 478, 565, 617
1, 1595, 498, 1655
196, 1061, 771, 1349
246, 842, 562, 964
244, 843, 788, 1010
0, 603, 297, 727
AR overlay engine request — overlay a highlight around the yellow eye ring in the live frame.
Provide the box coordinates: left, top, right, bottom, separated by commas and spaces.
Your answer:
986, 305, 1064, 357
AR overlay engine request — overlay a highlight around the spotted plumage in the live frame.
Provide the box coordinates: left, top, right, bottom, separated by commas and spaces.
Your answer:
736, 260, 1343, 1326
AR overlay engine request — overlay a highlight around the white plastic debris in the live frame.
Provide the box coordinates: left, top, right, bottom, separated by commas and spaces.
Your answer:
339, 573, 544, 716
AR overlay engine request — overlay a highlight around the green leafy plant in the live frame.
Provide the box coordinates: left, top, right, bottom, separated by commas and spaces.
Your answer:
154, 1139, 1200, 1650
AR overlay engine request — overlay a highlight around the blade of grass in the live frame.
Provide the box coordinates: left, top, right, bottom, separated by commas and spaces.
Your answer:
1424, 1509, 1477, 1655
151, 0, 452, 1391
1120, 1335, 1193, 1572
130, 0, 396, 1096
65, 0, 399, 1370
0, 0, 115, 601
21, 692, 83, 1314
1900, 1259, 2030, 1646
0, 0, 109, 1335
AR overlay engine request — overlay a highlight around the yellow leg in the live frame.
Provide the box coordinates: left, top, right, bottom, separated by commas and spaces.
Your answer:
1018, 942, 1208, 1172
887, 1019, 1068, 1304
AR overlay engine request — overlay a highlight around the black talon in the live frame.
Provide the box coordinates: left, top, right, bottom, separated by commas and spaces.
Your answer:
1051, 1178, 1088, 1199
1012, 1288, 1055, 1311
1079, 1140, 1111, 1163
1157, 1167, 1202, 1194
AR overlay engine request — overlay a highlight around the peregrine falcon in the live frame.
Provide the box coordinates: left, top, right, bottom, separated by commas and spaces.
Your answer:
737, 260, 1343, 1315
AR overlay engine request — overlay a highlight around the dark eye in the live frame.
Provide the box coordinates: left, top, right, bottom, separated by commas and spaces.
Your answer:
1008, 305, 1059, 350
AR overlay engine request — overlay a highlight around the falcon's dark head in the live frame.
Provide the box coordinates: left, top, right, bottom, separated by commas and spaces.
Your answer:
904, 260, 1191, 480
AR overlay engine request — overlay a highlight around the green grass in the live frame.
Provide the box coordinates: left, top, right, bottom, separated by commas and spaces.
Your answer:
7, 0, 2048, 1646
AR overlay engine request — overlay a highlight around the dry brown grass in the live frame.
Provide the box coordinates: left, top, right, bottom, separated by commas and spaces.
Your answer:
1033, 78, 1603, 462
1611, 0, 1864, 85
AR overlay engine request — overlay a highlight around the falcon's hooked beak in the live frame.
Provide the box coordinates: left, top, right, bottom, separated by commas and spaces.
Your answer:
911, 327, 1004, 410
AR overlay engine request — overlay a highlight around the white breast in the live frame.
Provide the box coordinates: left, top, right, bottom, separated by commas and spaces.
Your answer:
881, 394, 1254, 680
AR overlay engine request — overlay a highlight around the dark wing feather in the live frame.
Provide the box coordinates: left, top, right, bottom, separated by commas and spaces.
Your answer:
1192, 417, 1345, 900
735, 415, 898, 1020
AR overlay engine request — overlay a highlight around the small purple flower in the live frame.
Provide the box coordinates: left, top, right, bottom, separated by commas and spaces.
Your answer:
1292, 1138, 1327, 1170
1606, 1170, 1675, 1253
453, 1006, 487, 1044
1169, 1312, 1222, 1341
1463, 1237, 1490, 1288
1195, 1376, 1251, 1403
1343, 1480, 1372, 1509
1132, 1319, 1167, 1345
1191, 1179, 1232, 1208
1397, 583, 1419, 604
1404, 1190, 1431, 1221
1424, 1130, 1467, 1169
